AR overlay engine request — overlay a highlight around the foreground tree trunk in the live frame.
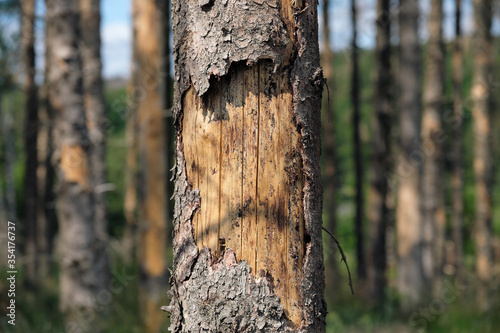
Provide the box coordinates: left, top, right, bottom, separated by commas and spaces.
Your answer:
367, 0, 391, 304
47, 0, 102, 330
471, 0, 493, 310
451, 0, 465, 285
168, 0, 326, 331
21, 0, 39, 286
397, 0, 424, 311
134, 0, 169, 331
421, 0, 445, 298
79, 0, 110, 290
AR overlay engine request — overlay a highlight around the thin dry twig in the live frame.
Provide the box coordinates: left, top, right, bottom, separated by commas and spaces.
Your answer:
322, 226, 354, 295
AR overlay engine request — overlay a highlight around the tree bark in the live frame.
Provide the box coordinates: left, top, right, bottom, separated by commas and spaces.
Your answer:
367, 0, 391, 304
397, 0, 424, 311
168, 0, 326, 331
421, 0, 445, 298
46, 0, 102, 330
351, 0, 365, 282
134, 0, 169, 331
451, 0, 465, 286
21, 0, 39, 286
472, 0, 493, 310
321, 0, 338, 286
79, 0, 110, 296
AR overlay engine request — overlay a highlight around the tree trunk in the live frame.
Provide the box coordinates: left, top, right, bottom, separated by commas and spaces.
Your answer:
321, 0, 338, 288
46, 0, 102, 330
397, 0, 424, 311
79, 0, 110, 294
351, 0, 365, 282
451, 0, 465, 286
472, 0, 493, 310
37, 15, 57, 277
160, 0, 173, 257
421, 0, 445, 298
168, 0, 326, 331
21, 0, 39, 286
134, 0, 169, 331
2, 101, 17, 224
367, 0, 391, 304
122, 1, 140, 264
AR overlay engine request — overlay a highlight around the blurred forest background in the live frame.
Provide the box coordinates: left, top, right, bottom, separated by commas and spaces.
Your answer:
0, 0, 500, 332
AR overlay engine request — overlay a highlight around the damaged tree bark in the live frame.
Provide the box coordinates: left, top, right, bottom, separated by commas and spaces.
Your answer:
168, 0, 326, 331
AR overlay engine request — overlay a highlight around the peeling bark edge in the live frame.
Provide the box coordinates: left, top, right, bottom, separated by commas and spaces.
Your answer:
291, 1, 327, 331
169, 0, 326, 332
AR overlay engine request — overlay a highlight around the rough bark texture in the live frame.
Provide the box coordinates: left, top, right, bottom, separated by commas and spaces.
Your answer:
421, 0, 445, 298
21, 0, 39, 285
47, 0, 101, 330
134, 0, 169, 331
321, 0, 338, 283
351, 0, 365, 281
451, 0, 464, 285
472, 0, 493, 310
160, 0, 173, 251
367, 0, 391, 304
396, 0, 424, 311
169, 0, 326, 331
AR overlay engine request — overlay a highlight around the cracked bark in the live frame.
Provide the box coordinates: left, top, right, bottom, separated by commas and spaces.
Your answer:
169, 0, 326, 331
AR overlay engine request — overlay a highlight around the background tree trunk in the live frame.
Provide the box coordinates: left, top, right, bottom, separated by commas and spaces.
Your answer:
321, 0, 338, 287
168, 0, 326, 331
397, 0, 424, 311
451, 0, 465, 285
46, 0, 102, 330
21, 0, 39, 286
2, 101, 17, 224
421, 0, 445, 298
134, 0, 169, 331
79, 0, 110, 294
472, 0, 493, 310
367, 0, 391, 304
37, 16, 57, 277
351, 0, 365, 282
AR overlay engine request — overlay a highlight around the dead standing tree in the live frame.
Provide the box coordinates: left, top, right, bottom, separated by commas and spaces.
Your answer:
167, 0, 327, 331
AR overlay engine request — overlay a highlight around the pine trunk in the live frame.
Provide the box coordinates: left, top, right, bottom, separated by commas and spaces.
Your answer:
421, 0, 445, 298
37, 16, 57, 276
351, 0, 365, 282
367, 0, 391, 304
134, 0, 169, 331
397, 0, 424, 311
79, 0, 110, 295
21, 0, 39, 286
321, 0, 338, 285
472, 0, 493, 310
451, 0, 465, 285
168, 0, 326, 331
47, 0, 102, 330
